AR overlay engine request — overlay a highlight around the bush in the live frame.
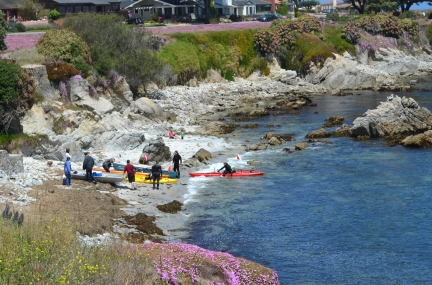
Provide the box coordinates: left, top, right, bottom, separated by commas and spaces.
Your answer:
63, 13, 175, 90
342, 21, 361, 44
399, 10, 417, 20
0, 59, 36, 133
373, 13, 402, 38
297, 15, 322, 33
400, 18, 419, 36
15, 22, 26, 32
37, 29, 92, 66
0, 11, 7, 51
45, 62, 80, 81
48, 9, 60, 21
326, 12, 340, 22
276, 2, 288, 16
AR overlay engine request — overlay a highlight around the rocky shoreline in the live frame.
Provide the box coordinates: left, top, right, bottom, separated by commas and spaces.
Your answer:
1, 44, 432, 246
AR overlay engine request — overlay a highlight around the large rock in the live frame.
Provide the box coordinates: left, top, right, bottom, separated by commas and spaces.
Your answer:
22, 64, 58, 101
351, 95, 432, 138
69, 78, 115, 115
306, 128, 331, 139
401, 130, 432, 148
140, 137, 171, 164
192, 148, 212, 163
0, 150, 23, 176
134, 97, 164, 118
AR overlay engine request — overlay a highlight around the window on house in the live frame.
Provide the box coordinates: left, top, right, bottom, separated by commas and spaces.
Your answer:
58, 6, 65, 13
75, 6, 81, 12
90, 6, 96, 12
66, 6, 73, 13
82, 6, 89, 12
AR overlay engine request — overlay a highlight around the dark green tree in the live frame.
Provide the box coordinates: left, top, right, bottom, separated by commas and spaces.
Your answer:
0, 59, 36, 133
299, 0, 319, 10
349, 0, 366, 14
0, 11, 7, 51
366, 0, 398, 13
276, 2, 288, 15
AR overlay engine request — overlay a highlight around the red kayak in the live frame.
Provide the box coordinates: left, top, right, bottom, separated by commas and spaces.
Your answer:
189, 169, 264, 177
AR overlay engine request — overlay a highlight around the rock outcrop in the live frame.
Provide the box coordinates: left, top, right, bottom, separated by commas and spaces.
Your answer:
350, 95, 432, 139
139, 137, 171, 164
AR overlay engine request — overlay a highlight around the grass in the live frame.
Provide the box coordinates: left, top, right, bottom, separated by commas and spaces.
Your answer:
322, 24, 356, 54
2, 46, 45, 65
0, 210, 279, 284
158, 29, 263, 84
0, 133, 46, 154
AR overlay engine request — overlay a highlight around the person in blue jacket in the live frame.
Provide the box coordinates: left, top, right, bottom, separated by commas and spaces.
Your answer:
64, 156, 72, 186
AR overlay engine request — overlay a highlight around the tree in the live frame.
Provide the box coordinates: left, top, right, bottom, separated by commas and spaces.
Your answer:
366, 0, 398, 13
299, 0, 319, 10
397, 0, 432, 12
276, 2, 288, 16
350, 0, 366, 14
0, 11, 7, 51
18, 0, 45, 21
0, 59, 36, 133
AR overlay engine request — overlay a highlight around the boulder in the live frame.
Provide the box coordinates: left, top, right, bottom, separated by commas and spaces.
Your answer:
332, 124, 352, 137
323, 116, 344, 128
268, 137, 282, 145
351, 95, 432, 138
0, 150, 23, 176
401, 130, 432, 148
306, 128, 331, 139
134, 97, 164, 118
140, 137, 171, 164
295, 142, 309, 150
69, 78, 115, 115
192, 148, 212, 163
22, 64, 58, 101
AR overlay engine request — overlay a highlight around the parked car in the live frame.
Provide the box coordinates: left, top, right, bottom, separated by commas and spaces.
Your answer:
127, 18, 143, 25
257, 14, 279, 22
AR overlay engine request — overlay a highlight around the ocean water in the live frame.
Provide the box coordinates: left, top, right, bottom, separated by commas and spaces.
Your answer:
181, 83, 432, 284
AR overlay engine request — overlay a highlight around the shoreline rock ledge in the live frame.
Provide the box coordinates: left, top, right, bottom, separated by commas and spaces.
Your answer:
347, 95, 432, 147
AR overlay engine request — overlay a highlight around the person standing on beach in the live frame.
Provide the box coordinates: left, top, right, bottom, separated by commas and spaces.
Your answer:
123, 160, 137, 190
83, 152, 96, 183
172, 150, 182, 178
64, 156, 72, 186
65, 148, 71, 161
180, 130, 184, 140
102, 158, 115, 172
151, 161, 162, 189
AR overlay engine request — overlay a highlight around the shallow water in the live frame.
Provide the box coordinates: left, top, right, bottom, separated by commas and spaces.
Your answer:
181, 84, 432, 284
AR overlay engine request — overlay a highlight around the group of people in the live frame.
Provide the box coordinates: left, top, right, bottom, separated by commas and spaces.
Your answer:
168, 130, 184, 140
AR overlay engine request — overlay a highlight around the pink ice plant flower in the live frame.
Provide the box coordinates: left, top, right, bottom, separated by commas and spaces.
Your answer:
2, 33, 43, 53
130, 242, 279, 285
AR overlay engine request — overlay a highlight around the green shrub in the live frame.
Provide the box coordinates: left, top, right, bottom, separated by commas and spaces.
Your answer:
0, 59, 36, 133
45, 62, 80, 81
400, 18, 419, 36
326, 12, 340, 22
427, 24, 432, 45
297, 15, 322, 33
63, 13, 174, 91
323, 24, 355, 54
276, 2, 288, 16
373, 13, 402, 38
399, 10, 417, 20
37, 29, 92, 65
0, 11, 7, 51
15, 22, 26, 32
48, 9, 60, 21
342, 21, 362, 44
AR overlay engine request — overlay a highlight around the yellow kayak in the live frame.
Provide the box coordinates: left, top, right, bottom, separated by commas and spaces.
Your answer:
126, 175, 179, 184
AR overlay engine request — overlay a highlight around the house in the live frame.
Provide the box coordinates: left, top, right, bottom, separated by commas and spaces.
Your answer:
317, 0, 353, 13
121, 0, 198, 21
39, 0, 122, 15
0, 0, 23, 21
195, 0, 275, 17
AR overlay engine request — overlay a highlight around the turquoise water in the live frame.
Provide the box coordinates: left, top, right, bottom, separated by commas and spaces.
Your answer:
182, 86, 432, 284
